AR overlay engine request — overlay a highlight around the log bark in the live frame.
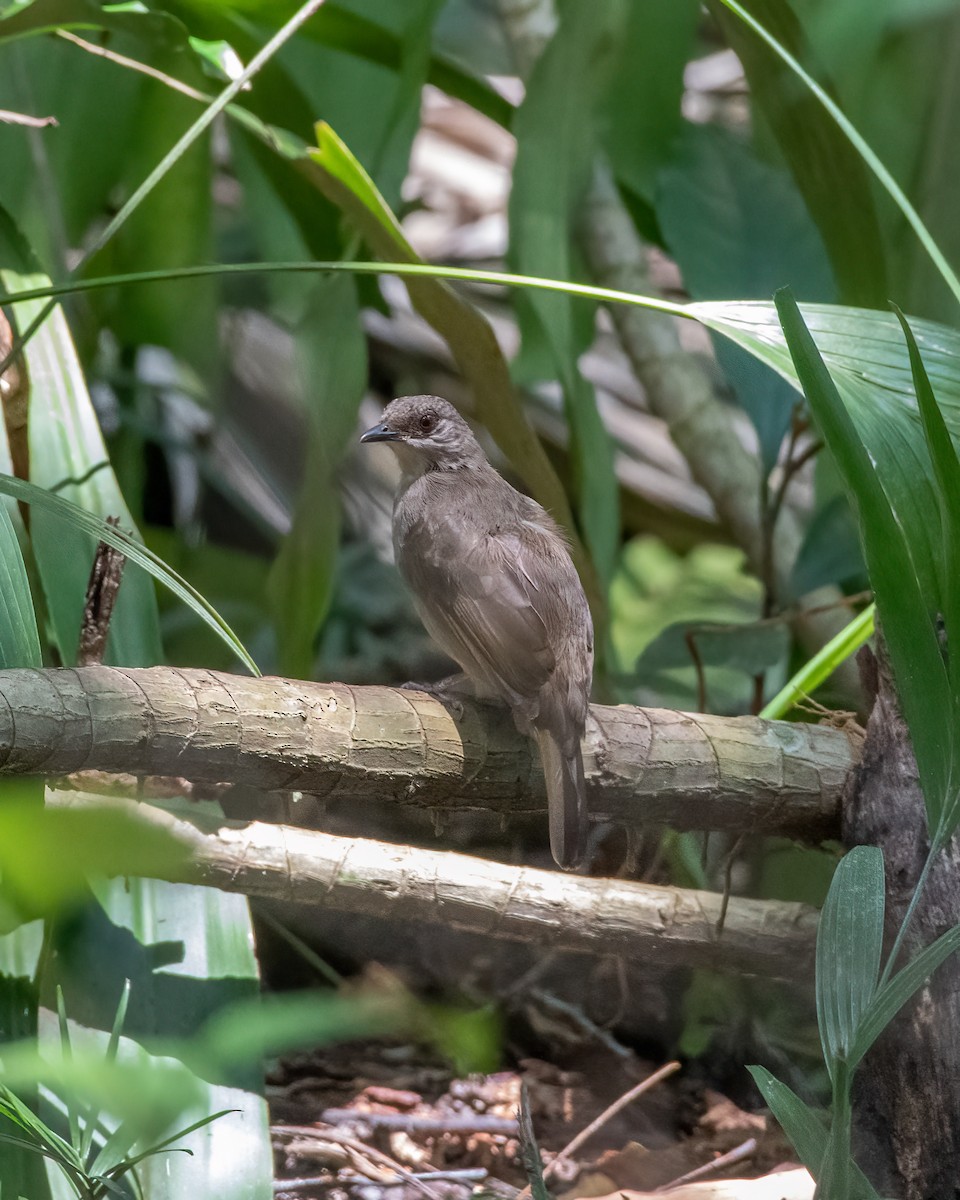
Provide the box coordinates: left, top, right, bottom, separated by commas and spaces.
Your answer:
844, 652, 960, 1200
45, 788, 819, 982
0, 666, 856, 839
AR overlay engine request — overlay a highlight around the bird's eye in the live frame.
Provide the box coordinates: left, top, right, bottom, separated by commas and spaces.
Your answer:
418, 412, 436, 432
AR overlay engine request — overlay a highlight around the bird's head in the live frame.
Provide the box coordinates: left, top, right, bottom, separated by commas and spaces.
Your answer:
360, 395, 486, 476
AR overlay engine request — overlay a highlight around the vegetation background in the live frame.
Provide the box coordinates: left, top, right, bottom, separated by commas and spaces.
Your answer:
2, 0, 960, 1196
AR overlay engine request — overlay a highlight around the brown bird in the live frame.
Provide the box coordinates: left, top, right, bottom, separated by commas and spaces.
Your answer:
361, 395, 593, 869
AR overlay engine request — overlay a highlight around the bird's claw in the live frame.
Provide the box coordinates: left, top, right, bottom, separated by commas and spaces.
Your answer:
400, 676, 469, 721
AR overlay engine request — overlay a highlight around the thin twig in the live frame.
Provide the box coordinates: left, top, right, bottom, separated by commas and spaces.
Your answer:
317, 1110, 518, 1137
545, 1060, 680, 1176
275, 1168, 489, 1192
515, 1060, 681, 1199
273, 1126, 444, 1200
716, 833, 746, 936
0, 109, 58, 128
57, 30, 215, 105
654, 1137, 757, 1191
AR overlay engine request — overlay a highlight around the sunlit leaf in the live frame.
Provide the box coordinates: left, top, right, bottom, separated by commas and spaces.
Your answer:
770, 291, 952, 829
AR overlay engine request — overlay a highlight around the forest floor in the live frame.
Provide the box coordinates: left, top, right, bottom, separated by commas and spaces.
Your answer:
268, 1036, 811, 1200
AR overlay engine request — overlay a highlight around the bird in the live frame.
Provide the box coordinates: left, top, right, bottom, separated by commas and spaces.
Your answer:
360, 395, 594, 869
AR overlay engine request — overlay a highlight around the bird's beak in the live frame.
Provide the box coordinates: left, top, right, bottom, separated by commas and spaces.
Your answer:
360, 422, 402, 444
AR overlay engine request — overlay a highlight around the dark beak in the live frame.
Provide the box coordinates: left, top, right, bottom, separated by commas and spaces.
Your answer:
360, 422, 402, 444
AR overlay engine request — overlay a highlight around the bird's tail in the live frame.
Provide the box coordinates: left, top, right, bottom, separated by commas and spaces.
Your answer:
535, 728, 587, 870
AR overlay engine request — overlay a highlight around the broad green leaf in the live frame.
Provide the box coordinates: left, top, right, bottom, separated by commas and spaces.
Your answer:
790, 493, 866, 599
657, 123, 835, 468
507, 0, 619, 586
770, 292, 952, 827
0, 473, 259, 675
815, 847, 884, 1076
601, 0, 699, 206
710, 0, 888, 307
850, 924, 960, 1070
0, 500, 40, 669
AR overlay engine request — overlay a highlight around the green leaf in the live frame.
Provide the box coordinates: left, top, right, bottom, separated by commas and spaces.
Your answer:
0, 500, 40, 669
815, 847, 884, 1076
601, 0, 700, 205
267, 274, 367, 678
507, 0, 619, 586
49, 871, 272, 1199
769, 291, 952, 828
714, 0, 960, 311
657, 123, 835, 468
849, 924, 960, 1070
895, 306, 960, 831
104, 50, 217, 375
2, 268, 163, 668
0, 796, 190, 919
0, 473, 259, 675
0, 973, 51, 1200
166, 0, 513, 127
747, 1066, 827, 1174
711, 0, 887, 308
0, 0, 186, 47
760, 604, 875, 720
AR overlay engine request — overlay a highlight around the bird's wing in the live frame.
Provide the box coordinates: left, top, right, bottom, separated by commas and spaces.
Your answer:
407, 527, 557, 706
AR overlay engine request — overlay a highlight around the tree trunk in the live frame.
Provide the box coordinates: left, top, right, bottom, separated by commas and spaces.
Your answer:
844, 649, 960, 1200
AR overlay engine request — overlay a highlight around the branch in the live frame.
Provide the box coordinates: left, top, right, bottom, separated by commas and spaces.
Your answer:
46, 788, 820, 981
0, 667, 855, 839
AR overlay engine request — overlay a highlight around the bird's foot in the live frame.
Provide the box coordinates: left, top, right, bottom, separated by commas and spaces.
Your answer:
400, 673, 473, 720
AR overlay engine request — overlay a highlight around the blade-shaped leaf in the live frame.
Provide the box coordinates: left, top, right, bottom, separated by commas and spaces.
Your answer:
0, 474, 258, 675
895, 307, 960, 831
0, 500, 40, 669
49, 873, 272, 1200
710, 0, 887, 307
747, 1065, 827, 1174
771, 290, 953, 829
0, 972, 50, 1200
267, 274, 367, 678
507, 0, 619, 585
815, 847, 884, 1075
850, 924, 960, 1070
